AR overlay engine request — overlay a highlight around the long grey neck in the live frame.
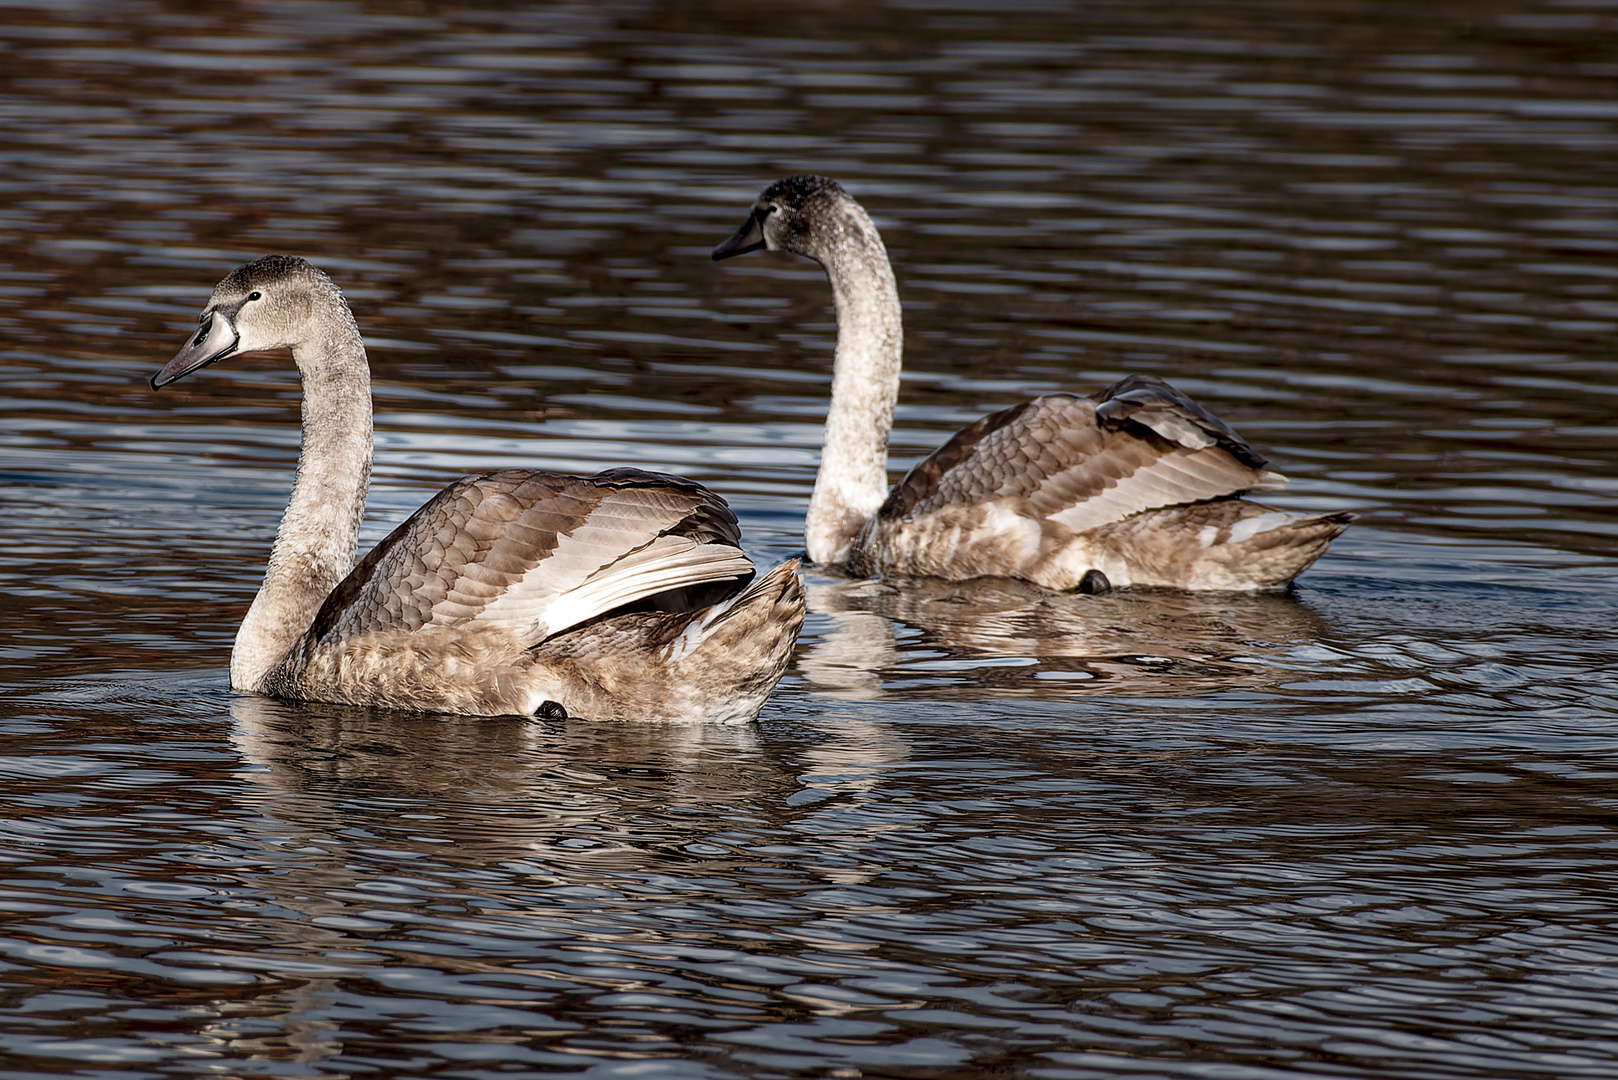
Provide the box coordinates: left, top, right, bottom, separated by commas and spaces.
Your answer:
805, 204, 903, 566
231, 332, 373, 692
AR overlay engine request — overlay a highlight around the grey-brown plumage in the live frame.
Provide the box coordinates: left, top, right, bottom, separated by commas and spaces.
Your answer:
152, 256, 804, 720
714, 176, 1352, 591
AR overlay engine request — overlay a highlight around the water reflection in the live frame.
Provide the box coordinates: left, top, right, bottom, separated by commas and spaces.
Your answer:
1, 672, 1616, 1077
228, 695, 796, 864
226, 693, 912, 881
801, 570, 1331, 699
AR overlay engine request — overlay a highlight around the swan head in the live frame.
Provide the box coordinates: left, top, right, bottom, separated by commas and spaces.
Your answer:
152, 255, 350, 389
712, 174, 859, 264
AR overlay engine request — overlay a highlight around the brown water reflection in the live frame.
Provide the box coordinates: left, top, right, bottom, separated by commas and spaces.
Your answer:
799, 572, 1330, 699
226, 695, 806, 868
3, 0, 1618, 1077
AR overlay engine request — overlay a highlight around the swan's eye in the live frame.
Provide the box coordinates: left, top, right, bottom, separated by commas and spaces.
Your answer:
247, 291, 263, 301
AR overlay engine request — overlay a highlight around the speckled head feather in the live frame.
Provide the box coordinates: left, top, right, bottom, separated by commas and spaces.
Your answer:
211, 255, 354, 343
757, 174, 845, 208
714, 175, 862, 264
753, 175, 872, 262
218, 253, 325, 291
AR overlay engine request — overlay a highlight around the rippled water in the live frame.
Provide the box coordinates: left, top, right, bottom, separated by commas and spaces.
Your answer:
3, 1, 1617, 1076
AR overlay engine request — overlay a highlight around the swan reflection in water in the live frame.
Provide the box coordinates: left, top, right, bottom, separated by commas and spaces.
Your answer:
166, 694, 907, 1067
225, 694, 908, 878
227, 695, 790, 864
797, 570, 1333, 700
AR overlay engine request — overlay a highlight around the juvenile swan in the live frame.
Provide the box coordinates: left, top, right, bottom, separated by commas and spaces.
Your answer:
152, 255, 804, 721
714, 175, 1351, 591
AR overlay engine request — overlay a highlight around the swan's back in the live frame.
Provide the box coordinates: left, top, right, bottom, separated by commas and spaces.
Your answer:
307, 467, 749, 644
261, 467, 773, 714
878, 377, 1278, 523
853, 376, 1350, 590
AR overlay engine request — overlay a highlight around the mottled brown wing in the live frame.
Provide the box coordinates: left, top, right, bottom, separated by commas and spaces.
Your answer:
877, 377, 1285, 535
1091, 374, 1270, 470
306, 468, 753, 648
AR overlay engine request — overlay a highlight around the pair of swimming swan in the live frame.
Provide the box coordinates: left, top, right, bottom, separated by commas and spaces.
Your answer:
152, 176, 1348, 721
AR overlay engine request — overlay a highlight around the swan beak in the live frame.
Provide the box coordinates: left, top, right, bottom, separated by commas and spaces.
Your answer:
151, 310, 240, 390
712, 209, 767, 260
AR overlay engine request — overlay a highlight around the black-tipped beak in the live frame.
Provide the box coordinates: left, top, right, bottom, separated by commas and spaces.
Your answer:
151, 311, 240, 390
712, 209, 768, 261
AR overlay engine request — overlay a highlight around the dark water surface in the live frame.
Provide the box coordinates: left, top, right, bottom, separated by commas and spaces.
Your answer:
3, 1, 1617, 1076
